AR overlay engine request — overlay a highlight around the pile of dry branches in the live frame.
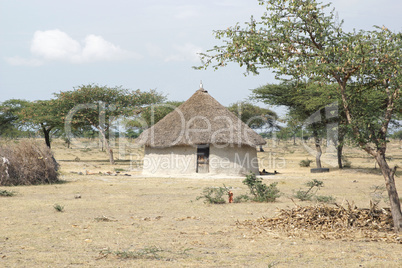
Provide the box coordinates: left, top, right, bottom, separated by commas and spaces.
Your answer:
0, 141, 59, 186
237, 202, 401, 243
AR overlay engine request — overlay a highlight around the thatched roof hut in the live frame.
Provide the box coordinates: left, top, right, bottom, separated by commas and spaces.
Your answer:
137, 86, 266, 176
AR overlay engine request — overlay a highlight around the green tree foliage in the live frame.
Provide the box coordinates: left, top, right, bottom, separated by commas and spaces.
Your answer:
128, 101, 183, 131
0, 99, 30, 138
253, 82, 343, 168
56, 84, 164, 164
227, 101, 278, 129
391, 130, 402, 141
19, 99, 65, 147
198, 0, 402, 231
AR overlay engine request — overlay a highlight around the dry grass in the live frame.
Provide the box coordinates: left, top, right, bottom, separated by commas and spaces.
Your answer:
0, 138, 401, 267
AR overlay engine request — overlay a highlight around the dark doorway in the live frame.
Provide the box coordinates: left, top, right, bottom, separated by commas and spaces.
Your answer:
196, 144, 209, 173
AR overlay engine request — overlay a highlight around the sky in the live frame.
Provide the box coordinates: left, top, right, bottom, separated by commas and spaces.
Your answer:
1, 0, 402, 115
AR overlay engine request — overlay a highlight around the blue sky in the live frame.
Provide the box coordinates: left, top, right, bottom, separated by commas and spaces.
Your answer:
1, 0, 401, 114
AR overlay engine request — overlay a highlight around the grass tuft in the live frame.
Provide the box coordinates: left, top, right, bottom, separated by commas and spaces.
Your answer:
299, 159, 313, 167
53, 204, 64, 212
0, 189, 15, 197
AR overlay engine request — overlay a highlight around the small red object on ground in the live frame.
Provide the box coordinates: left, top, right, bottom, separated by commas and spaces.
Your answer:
228, 191, 234, 203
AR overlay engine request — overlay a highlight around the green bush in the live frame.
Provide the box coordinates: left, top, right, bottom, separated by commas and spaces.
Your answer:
293, 179, 324, 201
342, 157, 352, 168
314, 195, 336, 203
196, 187, 227, 204
0, 189, 15, 197
299, 159, 313, 167
233, 194, 250, 203
242, 173, 281, 202
294, 190, 314, 201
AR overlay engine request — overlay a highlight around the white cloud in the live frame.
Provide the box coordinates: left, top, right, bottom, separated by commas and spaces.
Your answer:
31, 30, 81, 62
6, 29, 141, 66
164, 43, 203, 62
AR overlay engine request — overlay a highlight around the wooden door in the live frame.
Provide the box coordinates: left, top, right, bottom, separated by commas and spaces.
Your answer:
196, 145, 209, 173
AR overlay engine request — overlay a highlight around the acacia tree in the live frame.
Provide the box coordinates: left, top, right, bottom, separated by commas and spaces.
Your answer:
19, 99, 64, 148
253, 82, 348, 169
197, 0, 402, 231
0, 99, 30, 138
56, 84, 164, 164
127, 101, 184, 131
227, 101, 278, 129
228, 101, 278, 151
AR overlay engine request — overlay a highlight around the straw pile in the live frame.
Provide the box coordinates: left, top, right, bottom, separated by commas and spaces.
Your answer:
237, 202, 401, 243
0, 141, 59, 186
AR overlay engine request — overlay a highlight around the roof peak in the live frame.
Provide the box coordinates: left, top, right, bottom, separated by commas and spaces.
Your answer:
198, 80, 207, 93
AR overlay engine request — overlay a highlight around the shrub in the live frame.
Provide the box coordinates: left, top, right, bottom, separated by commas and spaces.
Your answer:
299, 159, 313, 167
293, 179, 324, 201
0, 141, 59, 186
242, 173, 281, 202
314, 195, 336, 203
0, 189, 15, 197
196, 187, 227, 204
233, 194, 250, 203
294, 189, 314, 201
342, 157, 352, 168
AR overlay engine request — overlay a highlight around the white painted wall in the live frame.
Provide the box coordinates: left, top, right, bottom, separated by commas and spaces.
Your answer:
142, 146, 197, 175
209, 145, 259, 175
142, 144, 259, 176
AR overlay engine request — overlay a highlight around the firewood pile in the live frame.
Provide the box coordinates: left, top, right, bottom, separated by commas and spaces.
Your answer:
236, 202, 401, 243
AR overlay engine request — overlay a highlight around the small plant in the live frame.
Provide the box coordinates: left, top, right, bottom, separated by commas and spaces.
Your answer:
294, 179, 324, 201
100, 246, 163, 260
196, 187, 227, 204
98, 246, 192, 261
53, 204, 64, 212
116, 246, 163, 260
242, 173, 281, 202
0, 189, 15, 197
314, 195, 336, 204
342, 156, 352, 168
62, 136, 71, 148
234, 194, 250, 203
369, 185, 388, 205
299, 159, 313, 167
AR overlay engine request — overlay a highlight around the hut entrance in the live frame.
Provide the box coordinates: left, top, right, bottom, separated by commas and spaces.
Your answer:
196, 144, 209, 173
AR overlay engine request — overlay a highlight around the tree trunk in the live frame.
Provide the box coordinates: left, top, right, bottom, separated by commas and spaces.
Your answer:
313, 129, 322, 169
99, 128, 115, 165
337, 128, 346, 169
42, 126, 51, 148
337, 144, 343, 169
375, 152, 402, 232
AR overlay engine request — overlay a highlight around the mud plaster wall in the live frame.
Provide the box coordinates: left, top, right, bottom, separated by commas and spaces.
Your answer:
142, 145, 259, 176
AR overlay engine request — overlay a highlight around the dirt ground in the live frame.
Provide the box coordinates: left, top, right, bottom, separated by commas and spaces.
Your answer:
1, 138, 401, 267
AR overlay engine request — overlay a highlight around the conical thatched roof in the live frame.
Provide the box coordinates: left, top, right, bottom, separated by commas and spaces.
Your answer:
136, 87, 266, 148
